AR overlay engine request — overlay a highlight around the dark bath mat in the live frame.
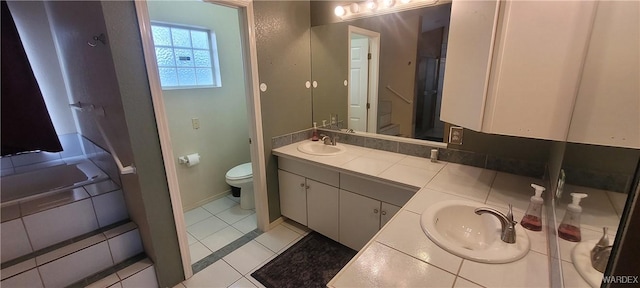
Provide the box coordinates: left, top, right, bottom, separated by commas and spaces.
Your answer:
251, 232, 357, 288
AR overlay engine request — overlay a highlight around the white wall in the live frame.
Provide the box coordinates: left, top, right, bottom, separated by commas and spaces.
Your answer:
7, 0, 77, 136
147, 0, 250, 209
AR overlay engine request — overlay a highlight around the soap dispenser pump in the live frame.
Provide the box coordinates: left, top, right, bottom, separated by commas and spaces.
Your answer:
311, 122, 319, 141
521, 184, 545, 231
558, 192, 588, 242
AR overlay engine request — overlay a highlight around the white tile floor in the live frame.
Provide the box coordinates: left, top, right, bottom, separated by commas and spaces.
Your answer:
184, 195, 259, 265
176, 219, 309, 288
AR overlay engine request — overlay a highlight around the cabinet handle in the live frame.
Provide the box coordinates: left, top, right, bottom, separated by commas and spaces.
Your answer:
306, 185, 310, 189
381, 211, 387, 216
373, 209, 379, 214
300, 183, 305, 187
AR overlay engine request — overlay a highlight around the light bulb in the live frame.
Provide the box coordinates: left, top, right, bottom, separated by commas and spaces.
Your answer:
334, 6, 346, 17
350, 3, 360, 13
382, 0, 395, 8
365, 0, 377, 10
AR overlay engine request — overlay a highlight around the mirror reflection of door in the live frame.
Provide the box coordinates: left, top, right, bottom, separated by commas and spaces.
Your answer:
348, 26, 379, 133
349, 35, 369, 132
414, 26, 447, 142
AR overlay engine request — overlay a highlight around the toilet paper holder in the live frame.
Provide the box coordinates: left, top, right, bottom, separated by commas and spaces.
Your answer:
178, 153, 200, 167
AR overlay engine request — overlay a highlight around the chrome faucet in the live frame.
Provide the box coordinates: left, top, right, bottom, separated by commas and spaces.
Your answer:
591, 227, 613, 273
320, 134, 337, 146
474, 204, 517, 244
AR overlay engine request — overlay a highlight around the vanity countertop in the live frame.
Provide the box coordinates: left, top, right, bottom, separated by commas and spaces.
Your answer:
273, 141, 552, 287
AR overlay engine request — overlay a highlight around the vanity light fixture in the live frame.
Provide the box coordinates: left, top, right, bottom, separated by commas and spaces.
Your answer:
335, 0, 438, 21
365, 0, 377, 11
350, 3, 360, 13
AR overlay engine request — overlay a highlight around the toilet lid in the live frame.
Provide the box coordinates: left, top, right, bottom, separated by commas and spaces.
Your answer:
226, 163, 252, 180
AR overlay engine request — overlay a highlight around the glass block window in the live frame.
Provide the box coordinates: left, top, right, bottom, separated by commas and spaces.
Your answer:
151, 23, 221, 89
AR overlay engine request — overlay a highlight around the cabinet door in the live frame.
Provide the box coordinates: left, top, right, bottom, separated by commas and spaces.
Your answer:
567, 1, 640, 148
278, 170, 307, 225
380, 202, 401, 228
483, 1, 596, 141
441, 0, 500, 131
339, 190, 381, 251
306, 179, 339, 241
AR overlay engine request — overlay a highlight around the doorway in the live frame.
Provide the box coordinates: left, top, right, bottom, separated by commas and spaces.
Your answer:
413, 17, 448, 142
347, 26, 379, 133
134, 0, 267, 279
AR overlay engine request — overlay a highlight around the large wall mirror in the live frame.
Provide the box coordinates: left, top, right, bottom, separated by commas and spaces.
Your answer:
552, 143, 639, 287
310, 0, 639, 287
310, 1, 451, 142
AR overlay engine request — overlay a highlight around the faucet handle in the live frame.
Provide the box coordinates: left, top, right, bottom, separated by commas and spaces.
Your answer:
506, 204, 515, 223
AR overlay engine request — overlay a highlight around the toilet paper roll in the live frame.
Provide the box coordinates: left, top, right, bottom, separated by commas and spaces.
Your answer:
185, 153, 200, 167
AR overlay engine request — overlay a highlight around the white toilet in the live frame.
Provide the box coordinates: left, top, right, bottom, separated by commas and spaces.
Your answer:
225, 162, 254, 210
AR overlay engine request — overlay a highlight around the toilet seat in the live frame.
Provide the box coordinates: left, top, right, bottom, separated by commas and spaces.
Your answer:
226, 163, 252, 180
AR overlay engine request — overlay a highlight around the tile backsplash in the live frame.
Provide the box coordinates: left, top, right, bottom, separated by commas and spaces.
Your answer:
272, 128, 548, 179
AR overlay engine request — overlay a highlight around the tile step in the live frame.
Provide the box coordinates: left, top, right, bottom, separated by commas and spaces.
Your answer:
1, 179, 128, 264
1, 221, 144, 287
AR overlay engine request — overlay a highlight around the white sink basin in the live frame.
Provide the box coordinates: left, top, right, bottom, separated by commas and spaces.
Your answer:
572, 240, 602, 288
420, 200, 530, 263
297, 141, 346, 156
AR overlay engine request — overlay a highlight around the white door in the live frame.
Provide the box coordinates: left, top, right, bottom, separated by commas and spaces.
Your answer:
349, 36, 369, 132
306, 179, 339, 241
339, 189, 380, 250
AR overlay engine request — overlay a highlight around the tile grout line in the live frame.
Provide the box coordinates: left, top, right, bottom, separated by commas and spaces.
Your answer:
376, 241, 459, 278
191, 229, 263, 274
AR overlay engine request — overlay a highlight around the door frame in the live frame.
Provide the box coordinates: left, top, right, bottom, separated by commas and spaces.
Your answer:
347, 25, 380, 133
134, 0, 267, 279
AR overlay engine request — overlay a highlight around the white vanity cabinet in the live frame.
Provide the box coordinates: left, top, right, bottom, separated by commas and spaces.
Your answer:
277, 157, 417, 250
278, 158, 340, 241
339, 190, 401, 250
338, 173, 414, 250
278, 170, 308, 226
441, 0, 597, 141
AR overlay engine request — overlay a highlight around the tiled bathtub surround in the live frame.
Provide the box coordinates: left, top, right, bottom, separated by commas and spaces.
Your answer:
272, 128, 547, 179
0, 133, 121, 187
0, 133, 84, 177
1, 179, 128, 263
79, 136, 121, 186
1, 222, 144, 288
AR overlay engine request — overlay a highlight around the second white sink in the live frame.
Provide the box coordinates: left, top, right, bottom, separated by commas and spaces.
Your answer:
420, 200, 530, 264
297, 141, 346, 156
572, 240, 602, 288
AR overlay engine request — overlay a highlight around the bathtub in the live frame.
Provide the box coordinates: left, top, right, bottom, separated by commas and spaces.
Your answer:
1, 160, 108, 206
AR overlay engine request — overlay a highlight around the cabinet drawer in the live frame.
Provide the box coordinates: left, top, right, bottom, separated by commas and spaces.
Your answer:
340, 173, 417, 207
278, 158, 339, 187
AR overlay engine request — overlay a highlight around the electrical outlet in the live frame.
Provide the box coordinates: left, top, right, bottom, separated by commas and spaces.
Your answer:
192, 118, 200, 129
449, 126, 463, 145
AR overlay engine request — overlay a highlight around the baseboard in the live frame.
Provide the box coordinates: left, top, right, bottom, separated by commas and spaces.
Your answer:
266, 217, 285, 231
182, 190, 232, 212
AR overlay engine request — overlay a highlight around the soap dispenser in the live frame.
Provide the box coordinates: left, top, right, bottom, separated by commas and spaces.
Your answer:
521, 184, 545, 231
558, 192, 588, 242
311, 122, 319, 141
